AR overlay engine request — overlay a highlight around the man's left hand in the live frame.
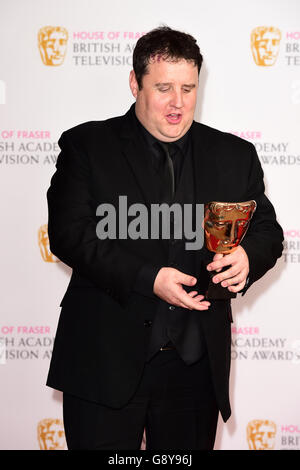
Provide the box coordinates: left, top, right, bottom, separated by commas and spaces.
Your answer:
206, 246, 249, 293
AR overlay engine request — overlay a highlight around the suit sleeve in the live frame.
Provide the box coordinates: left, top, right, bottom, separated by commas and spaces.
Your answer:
47, 130, 153, 307
239, 143, 283, 294
133, 264, 162, 298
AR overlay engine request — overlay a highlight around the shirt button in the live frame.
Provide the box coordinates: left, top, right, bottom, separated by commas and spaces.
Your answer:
144, 320, 152, 328
169, 306, 175, 311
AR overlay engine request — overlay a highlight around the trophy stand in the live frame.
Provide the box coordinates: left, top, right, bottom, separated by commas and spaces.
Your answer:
206, 266, 237, 300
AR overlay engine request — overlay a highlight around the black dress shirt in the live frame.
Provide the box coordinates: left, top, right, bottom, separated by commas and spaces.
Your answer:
132, 107, 192, 298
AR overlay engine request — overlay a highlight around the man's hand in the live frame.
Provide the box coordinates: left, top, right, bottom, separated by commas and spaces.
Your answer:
206, 246, 249, 293
153, 267, 210, 310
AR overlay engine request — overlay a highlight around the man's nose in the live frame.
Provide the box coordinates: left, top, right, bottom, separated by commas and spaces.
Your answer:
169, 90, 184, 108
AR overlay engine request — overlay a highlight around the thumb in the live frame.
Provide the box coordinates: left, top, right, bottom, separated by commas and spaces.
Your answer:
180, 274, 197, 286
213, 253, 224, 261
213, 252, 224, 273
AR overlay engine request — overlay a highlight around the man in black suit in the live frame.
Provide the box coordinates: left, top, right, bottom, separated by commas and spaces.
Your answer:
46, 26, 283, 450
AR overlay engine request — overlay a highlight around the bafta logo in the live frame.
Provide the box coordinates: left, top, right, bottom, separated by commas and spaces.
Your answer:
247, 419, 277, 450
251, 27, 281, 66
38, 224, 59, 263
38, 26, 68, 66
37, 419, 66, 450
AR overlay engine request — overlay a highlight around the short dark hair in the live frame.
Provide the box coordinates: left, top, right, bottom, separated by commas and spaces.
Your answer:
133, 26, 203, 89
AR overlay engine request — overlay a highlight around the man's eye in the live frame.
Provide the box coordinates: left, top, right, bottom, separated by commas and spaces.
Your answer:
183, 88, 191, 93
158, 88, 169, 93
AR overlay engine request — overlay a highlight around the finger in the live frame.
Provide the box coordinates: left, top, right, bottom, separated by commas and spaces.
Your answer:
227, 280, 246, 293
177, 274, 197, 287
193, 295, 206, 301
212, 253, 224, 273
180, 292, 210, 310
171, 291, 198, 309
221, 273, 246, 288
207, 247, 245, 272
187, 290, 198, 297
186, 292, 206, 301
207, 256, 232, 272
192, 301, 211, 310
173, 285, 209, 310
175, 295, 209, 310
212, 266, 239, 283
188, 295, 206, 303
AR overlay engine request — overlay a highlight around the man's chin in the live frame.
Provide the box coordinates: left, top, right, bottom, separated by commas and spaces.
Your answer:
159, 125, 190, 141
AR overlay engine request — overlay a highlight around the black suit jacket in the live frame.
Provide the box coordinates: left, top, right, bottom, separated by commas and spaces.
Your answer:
46, 105, 283, 422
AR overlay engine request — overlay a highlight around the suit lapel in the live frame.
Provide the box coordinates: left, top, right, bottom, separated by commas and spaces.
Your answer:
119, 111, 227, 206
119, 105, 160, 207
191, 121, 222, 204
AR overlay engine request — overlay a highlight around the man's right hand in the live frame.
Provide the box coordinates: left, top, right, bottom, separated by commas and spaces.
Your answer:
153, 267, 210, 310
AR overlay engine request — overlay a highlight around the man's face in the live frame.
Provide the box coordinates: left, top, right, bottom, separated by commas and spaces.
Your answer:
130, 58, 199, 142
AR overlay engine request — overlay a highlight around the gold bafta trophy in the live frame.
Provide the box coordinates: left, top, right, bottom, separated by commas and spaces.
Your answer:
204, 200, 256, 299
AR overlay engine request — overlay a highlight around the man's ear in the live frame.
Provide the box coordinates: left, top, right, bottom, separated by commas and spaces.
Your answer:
129, 70, 139, 98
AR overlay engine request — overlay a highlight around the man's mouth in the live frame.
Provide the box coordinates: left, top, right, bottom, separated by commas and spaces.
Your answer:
166, 113, 182, 124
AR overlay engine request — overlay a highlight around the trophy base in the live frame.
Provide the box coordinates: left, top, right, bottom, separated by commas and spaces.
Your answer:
205, 270, 237, 300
